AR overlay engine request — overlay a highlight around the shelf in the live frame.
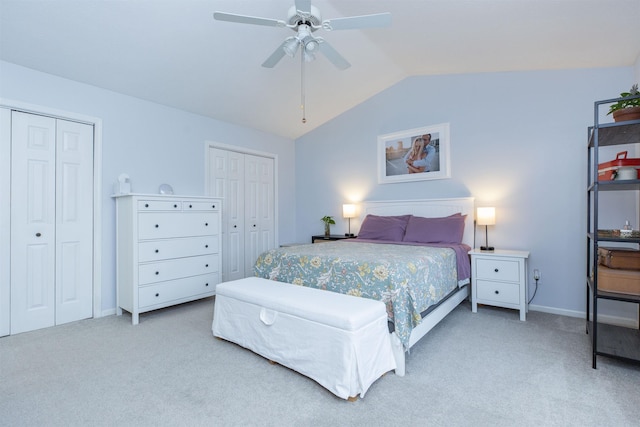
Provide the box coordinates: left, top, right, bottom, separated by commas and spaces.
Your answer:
588, 121, 640, 147
587, 100, 640, 368
588, 231, 640, 244
587, 276, 640, 303
589, 179, 640, 192
587, 321, 640, 366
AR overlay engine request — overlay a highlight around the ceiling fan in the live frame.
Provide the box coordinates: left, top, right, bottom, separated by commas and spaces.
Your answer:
213, 0, 392, 70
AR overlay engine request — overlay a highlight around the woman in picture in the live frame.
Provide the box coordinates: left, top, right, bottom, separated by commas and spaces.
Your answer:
403, 137, 427, 173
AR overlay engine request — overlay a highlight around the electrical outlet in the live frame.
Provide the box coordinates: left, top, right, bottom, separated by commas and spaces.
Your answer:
533, 269, 541, 281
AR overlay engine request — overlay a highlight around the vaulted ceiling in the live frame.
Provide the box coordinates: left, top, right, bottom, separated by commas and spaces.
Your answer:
1, 1, 639, 139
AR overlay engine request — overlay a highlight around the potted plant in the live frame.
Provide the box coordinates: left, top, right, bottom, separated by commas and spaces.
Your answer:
608, 84, 640, 122
321, 215, 335, 236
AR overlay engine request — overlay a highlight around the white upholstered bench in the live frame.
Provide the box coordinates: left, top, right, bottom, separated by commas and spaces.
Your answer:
212, 277, 396, 400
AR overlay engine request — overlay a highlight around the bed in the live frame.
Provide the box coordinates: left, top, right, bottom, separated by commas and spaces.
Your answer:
253, 197, 474, 375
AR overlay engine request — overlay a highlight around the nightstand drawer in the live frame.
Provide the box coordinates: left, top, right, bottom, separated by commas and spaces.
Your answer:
476, 279, 520, 305
475, 258, 520, 282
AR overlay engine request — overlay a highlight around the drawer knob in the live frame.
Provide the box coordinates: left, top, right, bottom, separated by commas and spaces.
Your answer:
155, 249, 159, 253
233, 225, 237, 228
36, 232, 42, 237
205, 283, 209, 287
155, 293, 159, 297
494, 268, 499, 273
212, 204, 216, 208
205, 264, 209, 268
205, 223, 209, 226
189, 204, 193, 208
145, 203, 149, 208
205, 244, 209, 248
173, 204, 178, 208
253, 224, 257, 228
155, 224, 159, 228
494, 290, 499, 294
155, 271, 159, 275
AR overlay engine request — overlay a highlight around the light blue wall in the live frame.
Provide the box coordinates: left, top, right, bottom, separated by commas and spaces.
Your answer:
0, 60, 296, 314
295, 67, 637, 318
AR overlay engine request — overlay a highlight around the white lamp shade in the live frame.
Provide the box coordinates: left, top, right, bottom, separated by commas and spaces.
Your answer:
342, 204, 356, 218
477, 207, 496, 226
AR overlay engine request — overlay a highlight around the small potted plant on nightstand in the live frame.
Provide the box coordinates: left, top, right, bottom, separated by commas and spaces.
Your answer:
608, 84, 640, 122
321, 215, 335, 237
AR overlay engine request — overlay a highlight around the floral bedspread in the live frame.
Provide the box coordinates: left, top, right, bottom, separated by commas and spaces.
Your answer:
253, 241, 461, 349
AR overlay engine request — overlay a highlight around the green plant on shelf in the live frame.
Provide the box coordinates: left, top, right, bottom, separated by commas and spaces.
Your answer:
608, 83, 640, 115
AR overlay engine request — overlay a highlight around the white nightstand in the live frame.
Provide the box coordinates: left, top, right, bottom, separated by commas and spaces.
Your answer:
469, 249, 530, 321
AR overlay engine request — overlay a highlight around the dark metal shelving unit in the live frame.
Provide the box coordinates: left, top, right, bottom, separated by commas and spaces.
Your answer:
586, 95, 640, 368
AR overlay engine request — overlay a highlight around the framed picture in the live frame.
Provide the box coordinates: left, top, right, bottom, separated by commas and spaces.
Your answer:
377, 123, 451, 184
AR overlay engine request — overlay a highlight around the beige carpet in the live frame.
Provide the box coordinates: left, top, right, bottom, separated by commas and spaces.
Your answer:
1, 297, 639, 426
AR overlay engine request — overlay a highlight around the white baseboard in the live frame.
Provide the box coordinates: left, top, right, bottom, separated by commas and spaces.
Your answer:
529, 304, 639, 328
100, 308, 117, 317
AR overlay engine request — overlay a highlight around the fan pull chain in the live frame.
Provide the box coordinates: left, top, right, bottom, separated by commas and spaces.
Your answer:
301, 49, 307, 124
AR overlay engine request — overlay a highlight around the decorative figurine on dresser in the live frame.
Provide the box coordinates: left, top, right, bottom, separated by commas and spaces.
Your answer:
113, 193, 222, 324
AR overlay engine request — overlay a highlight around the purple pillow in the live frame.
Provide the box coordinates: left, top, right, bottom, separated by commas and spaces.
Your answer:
357, 214, 411, 241
402, 214, 466, 244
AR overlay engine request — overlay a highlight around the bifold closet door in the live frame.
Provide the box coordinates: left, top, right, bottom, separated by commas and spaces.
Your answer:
244, 154, 275, 277
208, 147, 275, 281
10, 111, 93, 334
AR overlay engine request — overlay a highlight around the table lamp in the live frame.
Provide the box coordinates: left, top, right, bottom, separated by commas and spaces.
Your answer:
477, 207, 495, 251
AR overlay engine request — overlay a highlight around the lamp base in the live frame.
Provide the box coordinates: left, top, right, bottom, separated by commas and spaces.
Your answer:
480, 246, 494, 251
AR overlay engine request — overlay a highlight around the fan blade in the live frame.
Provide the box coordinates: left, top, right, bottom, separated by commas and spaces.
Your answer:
262, 41, 289, 68
317, 40, 351, 70
294, 0, 312, 13
213, 11, 286, 28
322, 13, 391, 31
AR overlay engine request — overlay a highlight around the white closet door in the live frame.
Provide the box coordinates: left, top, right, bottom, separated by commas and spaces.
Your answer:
0, 108, 11, 336
226, 151, 245, 280
55, 119, 94, 325
10, 112, 93, 334
209, 148, 245, 282
10, 112, 57, 333
244, 154, 274, 276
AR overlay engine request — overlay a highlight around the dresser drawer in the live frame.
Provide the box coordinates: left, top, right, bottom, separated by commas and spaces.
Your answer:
137, 200, 182, 211
139, 254, 219, 285
183, 200, 220, 211
475, 258, 520, 282
138, 235, 220, 262
138, 212, 220, 239
138, 273, 219, 308
476, 279, 520, 305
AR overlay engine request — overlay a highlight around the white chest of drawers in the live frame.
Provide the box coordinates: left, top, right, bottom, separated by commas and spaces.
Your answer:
470, 249, 530, 321
114, 194, 222, 324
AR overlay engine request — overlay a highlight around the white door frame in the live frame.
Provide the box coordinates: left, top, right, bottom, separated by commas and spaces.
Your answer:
0, 98, 104, 329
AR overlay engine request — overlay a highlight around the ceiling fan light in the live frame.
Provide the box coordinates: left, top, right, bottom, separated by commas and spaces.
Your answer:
283, 38, 299, 57
304, 39, 319, 52
303, 50, 316, 62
